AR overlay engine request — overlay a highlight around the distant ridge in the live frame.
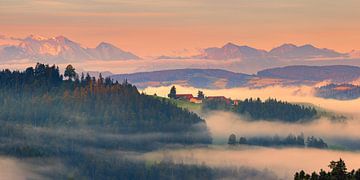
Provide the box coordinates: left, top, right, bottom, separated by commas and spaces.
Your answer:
111, 65, 360, 89
111, 69, 252, 89
197, 42, 268, 60
268, 44, 345, 60
258, 65, 360, 83
195, 42, 347, 60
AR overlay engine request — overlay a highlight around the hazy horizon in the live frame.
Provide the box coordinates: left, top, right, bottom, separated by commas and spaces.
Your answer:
1, 0, 360, 56
2, 1, 360, 179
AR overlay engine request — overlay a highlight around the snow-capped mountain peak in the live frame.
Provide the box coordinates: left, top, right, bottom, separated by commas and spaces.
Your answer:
0, 35, 140, 61
88, 42, 140, 60
222, 42, 239, 49
96, 42, 116, 49
26, 34, 48, 41
269, 43, 346, 60
200, 42, 267, 60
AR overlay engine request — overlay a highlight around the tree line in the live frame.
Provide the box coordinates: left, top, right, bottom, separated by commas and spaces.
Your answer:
0, 63, 211, 142
203, 98, 318, 122
316, 83, 360, 100
228, 133, 328, 149
294, 159, 360, 180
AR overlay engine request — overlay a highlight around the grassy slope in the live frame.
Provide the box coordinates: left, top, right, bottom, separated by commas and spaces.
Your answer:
152, 95, 202, 112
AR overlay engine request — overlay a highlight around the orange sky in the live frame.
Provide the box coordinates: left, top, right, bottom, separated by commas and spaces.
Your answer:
1, 0, 360, 56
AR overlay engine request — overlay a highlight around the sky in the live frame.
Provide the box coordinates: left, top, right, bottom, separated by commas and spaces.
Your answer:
1, 0, 360, 56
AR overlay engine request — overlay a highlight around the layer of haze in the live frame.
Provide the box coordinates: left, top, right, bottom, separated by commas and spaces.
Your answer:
0, 59, 244, 74
0, 157, 41, 179
144, 85, 360, 143
4, 59, 360, 75
1, 70, 360, 178
141, 85, 360, 179
142, 147, 360, 179
1, 0, 360, 56
144, 85, 360, 115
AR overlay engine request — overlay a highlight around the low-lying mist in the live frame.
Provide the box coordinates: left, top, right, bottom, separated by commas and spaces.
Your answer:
1, 78, 360, 179
205, 111, 360, 144
0, 157, 41, 180
143, 84, 360, 115
145, 85, 360, 147
140, 84, 360, 179
141, 146, 360, 180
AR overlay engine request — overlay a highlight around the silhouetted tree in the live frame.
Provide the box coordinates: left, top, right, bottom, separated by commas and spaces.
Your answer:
168, 86, 177, 99
294, 159, 360, 180
307, 136, 328, 149
230, 133, 325, 148
239, 137, 247, 144
197, 90, 205, 99
64, 64, 76, 81
329, 159, 347, 179
228, 134, 237, 145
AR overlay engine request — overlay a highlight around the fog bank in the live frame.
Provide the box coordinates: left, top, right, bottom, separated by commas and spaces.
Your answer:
205, 111, 360, 144
142, 146, 360, 179
0, 157, 41, 180
144, 85, 360, 115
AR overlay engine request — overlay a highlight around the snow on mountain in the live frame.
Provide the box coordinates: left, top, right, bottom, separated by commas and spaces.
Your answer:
269, 43, 346, 60
87, 42, 140, 60
198, 42, 268, 60
0, 36, 354, 63
195, 42, 346, 61
0, 35, 140, 62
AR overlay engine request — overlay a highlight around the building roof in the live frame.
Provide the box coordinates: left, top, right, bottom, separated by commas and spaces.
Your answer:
206, 96, 231, 103
176, 94, 194, 97
190, 97, 201, 100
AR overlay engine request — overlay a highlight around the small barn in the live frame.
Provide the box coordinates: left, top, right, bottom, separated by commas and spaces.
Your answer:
189, 97, 203, 104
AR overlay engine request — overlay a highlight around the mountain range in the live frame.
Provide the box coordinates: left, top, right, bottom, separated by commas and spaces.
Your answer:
0, 35, 140, 62
1, 35, 357, 63
111, 65, 360, 89
196, 43, 268, 60
194, 42, 348, 61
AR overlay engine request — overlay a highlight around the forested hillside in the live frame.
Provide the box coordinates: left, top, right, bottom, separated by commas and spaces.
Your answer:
203, 98, 318, 122
315, 83, 360, 100
227, 133, 328, 149
0, 63, 217, 179
0, 63, 209, 132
